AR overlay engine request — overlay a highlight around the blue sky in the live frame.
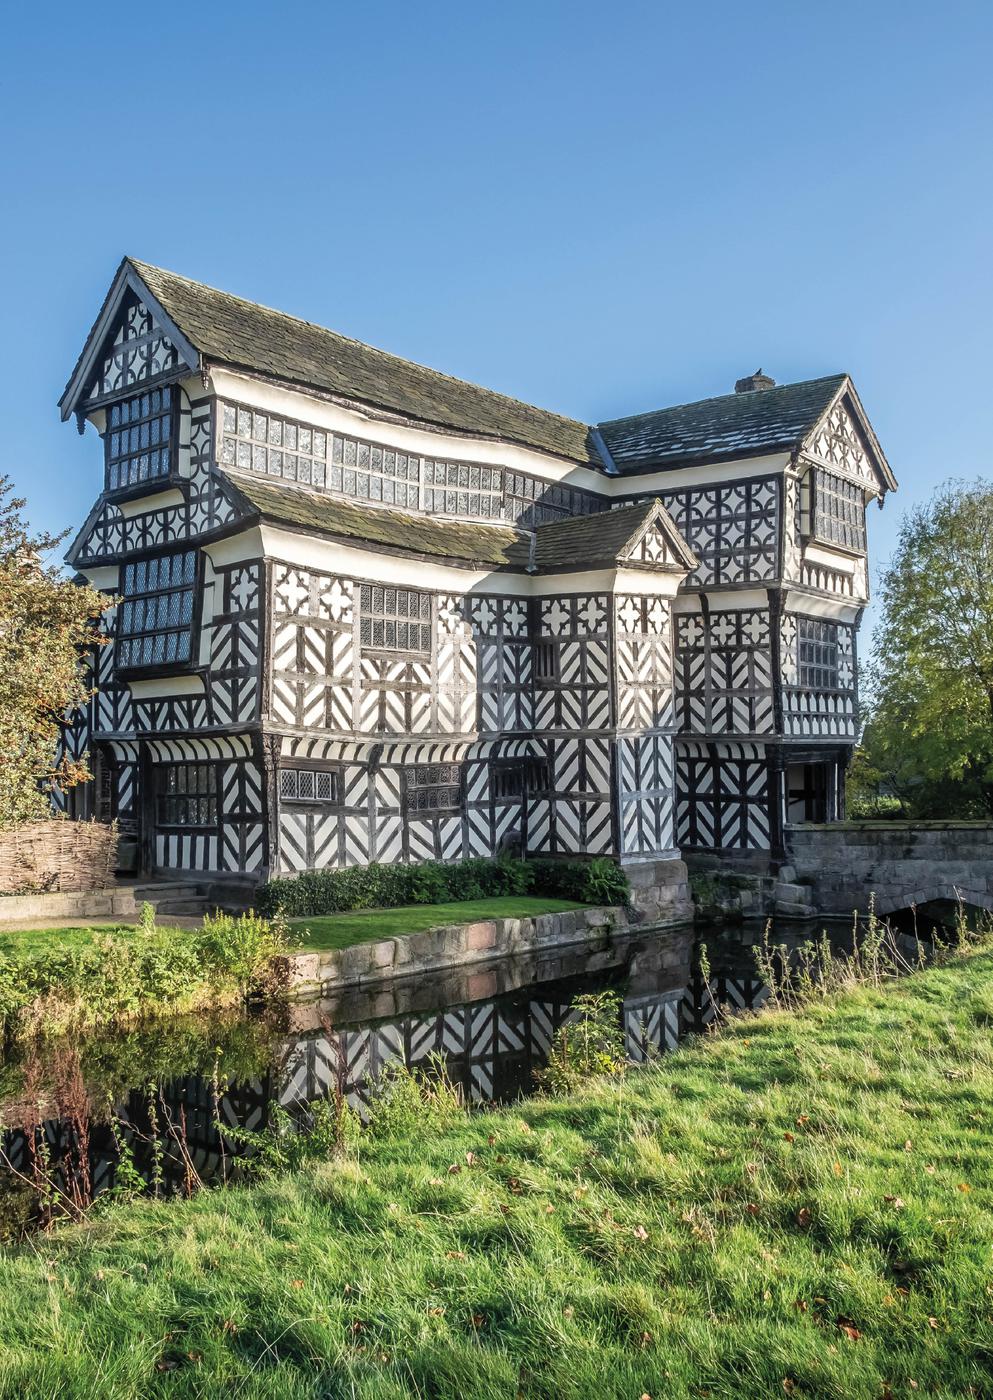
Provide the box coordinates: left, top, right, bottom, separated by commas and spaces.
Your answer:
2, 0, 990, 638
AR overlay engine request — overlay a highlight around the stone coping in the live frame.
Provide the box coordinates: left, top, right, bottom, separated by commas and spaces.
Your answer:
277, 904, 633, 999
0, 886, 140, 925
788, 820, 993, 832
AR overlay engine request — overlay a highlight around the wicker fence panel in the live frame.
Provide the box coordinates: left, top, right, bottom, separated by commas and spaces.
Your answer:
0, 820, 119, 895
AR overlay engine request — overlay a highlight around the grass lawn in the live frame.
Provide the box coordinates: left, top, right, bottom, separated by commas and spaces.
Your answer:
2, 948, 992, 1396
0, 924, 189, 958
287, 896, 587, 950
0, 924, 128, 956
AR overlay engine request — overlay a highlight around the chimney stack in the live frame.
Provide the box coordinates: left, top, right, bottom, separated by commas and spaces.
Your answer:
734, 369, 776, 394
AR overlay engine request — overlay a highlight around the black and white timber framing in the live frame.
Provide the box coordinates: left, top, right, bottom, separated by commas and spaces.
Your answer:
56, 259, 897, 880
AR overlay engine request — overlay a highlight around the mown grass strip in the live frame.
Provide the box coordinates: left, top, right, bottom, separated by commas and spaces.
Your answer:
1, 948, 992, 1397
287, 896, 587, 950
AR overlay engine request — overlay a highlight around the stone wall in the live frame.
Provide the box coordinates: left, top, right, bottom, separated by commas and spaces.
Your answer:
278, 904, 629, 999
787, 821, 993, 917
622, 857, 694, 926
0, 887, 139, 926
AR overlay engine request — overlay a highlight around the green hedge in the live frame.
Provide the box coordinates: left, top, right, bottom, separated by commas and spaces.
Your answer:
255, 856, 629, 919
846, 796, 906, 820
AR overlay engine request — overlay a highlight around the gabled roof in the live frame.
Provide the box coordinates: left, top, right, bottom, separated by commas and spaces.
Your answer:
224, 471, 532, 569
597, 374, 849, 474
61, 258, 896, 495
62, 258, 602, 467
532, 499, 695, 573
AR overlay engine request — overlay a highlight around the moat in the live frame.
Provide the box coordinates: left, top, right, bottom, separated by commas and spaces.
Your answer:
0, 912, 940, 1233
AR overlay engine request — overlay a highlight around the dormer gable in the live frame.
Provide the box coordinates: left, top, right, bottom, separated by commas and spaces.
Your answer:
616, 500, 697, 570
59, 259, 199, 424
531, 498, 696, 575
800, 378, 896, 497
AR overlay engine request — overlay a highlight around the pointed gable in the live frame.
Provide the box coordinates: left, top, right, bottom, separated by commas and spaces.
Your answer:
86, 289, 182, 403
802, 382, 896, 493
619, 504, 696, 569
532, 498, 695, 574
60, 259, 200, 421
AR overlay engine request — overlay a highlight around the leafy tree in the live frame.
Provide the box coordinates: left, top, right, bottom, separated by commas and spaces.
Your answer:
0, 477, 112, 826
857, 479, 993, 818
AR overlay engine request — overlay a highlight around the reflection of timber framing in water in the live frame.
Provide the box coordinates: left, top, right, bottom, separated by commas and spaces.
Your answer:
0, 926, 796, 1212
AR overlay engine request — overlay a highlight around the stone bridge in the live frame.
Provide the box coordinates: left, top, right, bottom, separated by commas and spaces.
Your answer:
783, 821, 993, 918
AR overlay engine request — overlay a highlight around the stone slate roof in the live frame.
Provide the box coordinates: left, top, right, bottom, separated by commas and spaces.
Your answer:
128, 260, 603, 468
226, 472, 697, 575
224, 471, 532, 569
597, 374, 848, 474
532, 499, 692, 572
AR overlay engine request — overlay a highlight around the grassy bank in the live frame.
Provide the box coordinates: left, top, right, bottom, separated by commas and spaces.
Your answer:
2, 948, 992, 1397
0, 909, 285, 1039
288, 895, 587, 950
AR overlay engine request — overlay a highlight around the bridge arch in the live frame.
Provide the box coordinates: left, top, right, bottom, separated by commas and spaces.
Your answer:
785, 821, 993, 919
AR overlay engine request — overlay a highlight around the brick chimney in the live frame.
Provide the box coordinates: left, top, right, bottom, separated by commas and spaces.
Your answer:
734, 369, 776, 394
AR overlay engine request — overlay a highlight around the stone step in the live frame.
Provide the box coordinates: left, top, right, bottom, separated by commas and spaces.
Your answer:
773, 881, 813, 904
153, 900, 211, 917
132, 883, 209, 899
774, 903, 817, 920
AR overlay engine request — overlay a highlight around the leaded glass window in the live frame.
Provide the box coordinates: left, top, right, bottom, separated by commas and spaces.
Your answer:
811, 468, 866, 553
156, 763, 217, 827
359, 584, 432, 654
219, 405, 420, 507
404, 764, 462, 816
117, 550, 197, 669
105, 387, 174, 491
279, 768, 339, 803
216, 399, 606, 524
797, 617, 839, 690
423, 460, 504, 518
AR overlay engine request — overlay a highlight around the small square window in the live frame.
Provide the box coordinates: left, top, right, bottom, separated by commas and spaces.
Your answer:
360, 583, 432, 655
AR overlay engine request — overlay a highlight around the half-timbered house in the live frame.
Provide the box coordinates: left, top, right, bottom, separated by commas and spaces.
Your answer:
57, 260, 895, 896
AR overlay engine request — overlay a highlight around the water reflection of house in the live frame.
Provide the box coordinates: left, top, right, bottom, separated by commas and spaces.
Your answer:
1, 930, 782, 1204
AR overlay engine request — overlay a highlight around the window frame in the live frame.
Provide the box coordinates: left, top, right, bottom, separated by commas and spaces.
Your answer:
103, 386, 179, 500
116, 547, 201, 678
533, 641, 559, 684
278, 765, 342, 806
359, 583, 433, 657
808, 467, 867, 556
796, 616, 840, 691
154, 762, 218, 830
403, 763, 463, 818
489, 757, 553, 802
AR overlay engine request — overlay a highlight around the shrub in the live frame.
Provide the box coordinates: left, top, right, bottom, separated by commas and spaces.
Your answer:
256, 854, 628, 918
364, 1055, 466, 1139
534, 991, 627, 1093
0, 908, 289, 1040
198, 910, 289, 988
847, 795, 906, 820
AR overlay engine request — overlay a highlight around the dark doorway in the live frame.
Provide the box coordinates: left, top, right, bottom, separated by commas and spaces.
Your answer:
786, 762, 832, 823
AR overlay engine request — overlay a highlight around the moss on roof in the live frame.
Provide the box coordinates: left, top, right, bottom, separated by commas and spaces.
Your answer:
531, 498, 695, 571
225, 471, 532, 568
226, 472, 698, 575
598, 375, 849, 473
128, 260, 602, 468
